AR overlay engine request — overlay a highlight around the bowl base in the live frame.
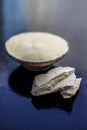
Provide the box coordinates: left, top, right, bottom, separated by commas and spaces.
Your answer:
22, 65, 52, 71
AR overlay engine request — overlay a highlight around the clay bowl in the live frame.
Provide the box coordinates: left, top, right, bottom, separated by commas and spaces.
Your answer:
5, 32, 69, 71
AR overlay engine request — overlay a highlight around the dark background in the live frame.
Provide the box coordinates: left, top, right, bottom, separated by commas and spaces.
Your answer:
0, 0, 87, 130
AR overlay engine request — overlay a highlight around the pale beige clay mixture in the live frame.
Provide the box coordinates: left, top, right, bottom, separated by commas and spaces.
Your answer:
6, 32, 69, 62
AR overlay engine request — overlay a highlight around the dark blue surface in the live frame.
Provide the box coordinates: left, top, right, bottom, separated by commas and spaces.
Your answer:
0, 0, 87, 130
0, 67, 86, 130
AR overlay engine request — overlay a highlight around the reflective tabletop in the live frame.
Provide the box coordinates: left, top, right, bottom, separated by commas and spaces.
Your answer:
0, 0, 87, 130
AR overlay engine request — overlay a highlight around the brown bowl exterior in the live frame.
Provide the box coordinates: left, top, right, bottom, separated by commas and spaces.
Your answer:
8, 53, 66, 71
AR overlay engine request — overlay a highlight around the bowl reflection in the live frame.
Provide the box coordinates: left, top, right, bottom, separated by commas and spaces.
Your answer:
8, 66, 53, 97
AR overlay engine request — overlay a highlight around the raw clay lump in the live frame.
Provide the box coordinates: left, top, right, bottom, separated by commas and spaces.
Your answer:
31, 67, 82, 99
